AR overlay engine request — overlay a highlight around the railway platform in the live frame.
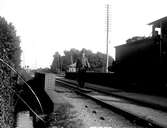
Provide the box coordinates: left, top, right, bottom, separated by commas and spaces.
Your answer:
56, 76, 167, 128
58, 77, 167, 109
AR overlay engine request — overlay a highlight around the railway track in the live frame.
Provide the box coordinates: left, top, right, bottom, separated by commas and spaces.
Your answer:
56, 78, 167, 112
56, 77, 167, 128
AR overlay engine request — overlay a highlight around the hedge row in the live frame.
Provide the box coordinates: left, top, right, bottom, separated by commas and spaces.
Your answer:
0, 16, 21, 128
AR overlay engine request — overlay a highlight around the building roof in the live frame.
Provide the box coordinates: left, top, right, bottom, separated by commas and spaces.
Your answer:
148, 16, 167, 28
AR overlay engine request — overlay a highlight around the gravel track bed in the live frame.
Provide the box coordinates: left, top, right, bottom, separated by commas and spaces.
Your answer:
48, 83, 144, 128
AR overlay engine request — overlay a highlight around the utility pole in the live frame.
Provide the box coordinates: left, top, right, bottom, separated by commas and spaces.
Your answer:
105, 4, 110, 73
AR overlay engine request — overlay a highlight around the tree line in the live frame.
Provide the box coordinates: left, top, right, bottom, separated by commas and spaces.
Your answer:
51, 48, 114, 73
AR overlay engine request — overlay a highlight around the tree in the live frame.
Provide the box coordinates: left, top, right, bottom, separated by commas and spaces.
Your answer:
69, 48, 80, 63
51, 52, 61, 73
0, 16, 21, 128
0, 17, 21, 68
50, 48, 114, 73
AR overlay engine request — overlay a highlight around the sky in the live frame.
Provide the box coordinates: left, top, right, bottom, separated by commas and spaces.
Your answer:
0, 0, 167, 68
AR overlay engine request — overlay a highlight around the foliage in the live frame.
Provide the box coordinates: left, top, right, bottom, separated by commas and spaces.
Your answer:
0, 16, 21, 128
51, 52, 61, 73
50, 48, 114, 73
0, 18, 21, 68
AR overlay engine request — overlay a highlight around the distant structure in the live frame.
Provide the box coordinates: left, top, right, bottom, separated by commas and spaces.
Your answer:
68, 63, 76, 72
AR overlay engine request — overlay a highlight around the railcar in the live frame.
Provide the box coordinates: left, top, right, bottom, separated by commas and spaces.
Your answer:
114, 16, 167, 88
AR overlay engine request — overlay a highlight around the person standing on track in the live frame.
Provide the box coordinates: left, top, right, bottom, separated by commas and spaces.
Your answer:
76, 50, 90, 88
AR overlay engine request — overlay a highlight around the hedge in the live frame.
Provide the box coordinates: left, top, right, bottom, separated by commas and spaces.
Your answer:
0, 16, 21, 128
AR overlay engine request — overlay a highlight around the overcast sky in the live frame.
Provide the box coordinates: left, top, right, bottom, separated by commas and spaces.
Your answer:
0, 0, 166, 68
